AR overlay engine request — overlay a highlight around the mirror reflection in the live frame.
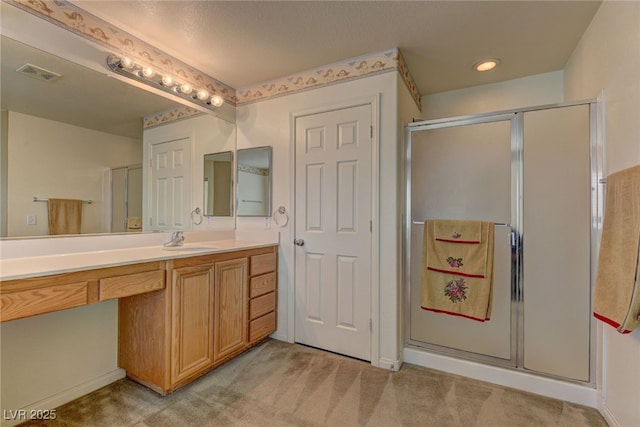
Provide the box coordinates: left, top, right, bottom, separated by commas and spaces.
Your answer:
203, 151, 233, 217
236, 146, 272, 217
0, 35, 182, 237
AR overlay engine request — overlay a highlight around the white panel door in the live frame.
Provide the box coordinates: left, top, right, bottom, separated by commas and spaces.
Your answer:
149, 137, 191, 231
294, 104, 372, 361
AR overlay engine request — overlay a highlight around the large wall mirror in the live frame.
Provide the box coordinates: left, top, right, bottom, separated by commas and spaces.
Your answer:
0, 35, 177, 238
236, 146, 272, 217
1, 33, 236, 238
203, 151, 233, 217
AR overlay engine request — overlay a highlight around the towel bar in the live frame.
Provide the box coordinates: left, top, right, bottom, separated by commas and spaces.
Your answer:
412, 220, 511, 228
33, 197, 93, 204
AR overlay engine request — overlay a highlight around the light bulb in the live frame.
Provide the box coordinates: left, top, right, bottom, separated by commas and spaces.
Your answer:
210, 94, 224, 107
196, 89, 209, 100
142, 67, 155, 78
120, 56, 134, 69
161, 75, 174, 86
180, 83, 192, 94
473, 59, 500, 72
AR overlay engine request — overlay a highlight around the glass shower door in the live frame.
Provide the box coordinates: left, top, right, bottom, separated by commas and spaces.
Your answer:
407, 115, 516, 362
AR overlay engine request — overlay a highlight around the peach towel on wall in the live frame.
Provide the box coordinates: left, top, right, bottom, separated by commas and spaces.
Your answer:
421, 219, 495, 322
594, 164, 640, 333
47, 198, 83, 235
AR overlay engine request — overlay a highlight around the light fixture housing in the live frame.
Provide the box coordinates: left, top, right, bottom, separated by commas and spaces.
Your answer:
473, 58, 501, 72
106, 54, 224, 111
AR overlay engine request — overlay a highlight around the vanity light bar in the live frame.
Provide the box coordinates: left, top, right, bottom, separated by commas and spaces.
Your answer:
106, 54, 224, 111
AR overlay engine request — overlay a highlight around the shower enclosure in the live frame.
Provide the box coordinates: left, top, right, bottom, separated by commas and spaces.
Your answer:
110, 164, 143, 232
404, 101, 600, 383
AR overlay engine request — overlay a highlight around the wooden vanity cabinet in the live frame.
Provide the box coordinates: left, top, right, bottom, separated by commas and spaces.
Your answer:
118, 246, 276, 395
213, 258, 248, 361
170, 263, 216, 385
0, 261, 165, 323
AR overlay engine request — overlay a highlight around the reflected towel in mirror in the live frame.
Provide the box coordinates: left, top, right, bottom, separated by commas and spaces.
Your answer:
47, 198, 82, 235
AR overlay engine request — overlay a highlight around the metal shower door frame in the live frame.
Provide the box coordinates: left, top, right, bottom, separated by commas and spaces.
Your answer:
403, 100, 601, 385
404, 112, 521, 368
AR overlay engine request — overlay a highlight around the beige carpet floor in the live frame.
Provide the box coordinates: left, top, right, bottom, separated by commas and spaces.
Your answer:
19, 339, 607, 427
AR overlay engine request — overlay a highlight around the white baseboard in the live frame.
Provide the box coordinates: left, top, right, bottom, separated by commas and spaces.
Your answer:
599, 398, 620, 427
378, 357, 401, 371
403, 347, 598, 408
0, 368, 125, 427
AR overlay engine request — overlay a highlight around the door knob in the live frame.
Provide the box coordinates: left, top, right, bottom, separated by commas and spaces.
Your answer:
293, 238, 305, 247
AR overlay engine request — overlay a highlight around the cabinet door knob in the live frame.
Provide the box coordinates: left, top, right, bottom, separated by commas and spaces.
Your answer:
293, 239, 305, 247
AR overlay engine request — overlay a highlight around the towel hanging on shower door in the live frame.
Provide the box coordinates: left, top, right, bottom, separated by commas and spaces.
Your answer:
421, 219, 495, 321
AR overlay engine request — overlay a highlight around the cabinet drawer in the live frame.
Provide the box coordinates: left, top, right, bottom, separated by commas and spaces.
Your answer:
99, 270, 165, 301
249, 272, 276, 298
249, 311, 276, 342
249, 291, 276, 320
250, 253, 276, 276
0, 282, 88, 322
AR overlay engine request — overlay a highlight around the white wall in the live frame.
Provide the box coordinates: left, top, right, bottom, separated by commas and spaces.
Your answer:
421, 71, 564, 119
236, 71, 404, 368
397, 79, 422, 355
0, 301, 121, 427
564, 2, 640, 426
6, 111, 141, 237
1, 110, 8, 237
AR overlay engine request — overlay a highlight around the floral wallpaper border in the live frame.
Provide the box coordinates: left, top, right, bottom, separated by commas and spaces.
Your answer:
9, 0, 422, 113
237, 163, 270, 176
236, 48, 422, 110
143, 106, 204, 129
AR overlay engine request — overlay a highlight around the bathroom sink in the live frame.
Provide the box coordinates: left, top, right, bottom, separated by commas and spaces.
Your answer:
162, 245, 217, 252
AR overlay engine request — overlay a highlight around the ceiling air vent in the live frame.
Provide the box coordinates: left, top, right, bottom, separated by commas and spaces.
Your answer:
15, 63, 62, 82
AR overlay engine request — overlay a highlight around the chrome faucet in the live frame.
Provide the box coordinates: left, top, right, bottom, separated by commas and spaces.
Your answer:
163, 231, 185, 247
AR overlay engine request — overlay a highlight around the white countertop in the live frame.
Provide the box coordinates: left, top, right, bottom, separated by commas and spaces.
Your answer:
0, 240, 277, 281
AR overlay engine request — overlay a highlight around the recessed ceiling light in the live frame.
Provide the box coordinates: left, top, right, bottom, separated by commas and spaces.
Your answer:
474, 59, 501, 72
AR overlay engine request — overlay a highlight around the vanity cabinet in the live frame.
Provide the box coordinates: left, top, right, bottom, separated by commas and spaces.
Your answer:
213, 258, 248, 361
0, 261, 166, 323
0, 244, 277, 395
248, 253, 277, 342
170, 263, 216, 385
118, 245, 276, 395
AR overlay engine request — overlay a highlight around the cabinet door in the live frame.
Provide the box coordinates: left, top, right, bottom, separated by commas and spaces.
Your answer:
214, 258, 248, 361
171, 264, 215, 385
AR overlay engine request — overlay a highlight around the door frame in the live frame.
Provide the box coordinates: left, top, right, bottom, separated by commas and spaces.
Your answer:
289, 94, 380, 366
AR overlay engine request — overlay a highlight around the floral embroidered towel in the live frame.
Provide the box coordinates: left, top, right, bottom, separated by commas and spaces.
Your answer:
425, 220, 492, 278
594, 164, 640, 333
421, 271, 494, 322
434, 219, 482, 243
421, 220, 495, 321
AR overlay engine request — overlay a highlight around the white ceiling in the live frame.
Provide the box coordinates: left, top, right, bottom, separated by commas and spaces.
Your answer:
1, 1, 602, 139
77, 0, 602, 95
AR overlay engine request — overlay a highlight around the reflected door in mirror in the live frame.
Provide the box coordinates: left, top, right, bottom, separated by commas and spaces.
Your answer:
203, 152, 233, 217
